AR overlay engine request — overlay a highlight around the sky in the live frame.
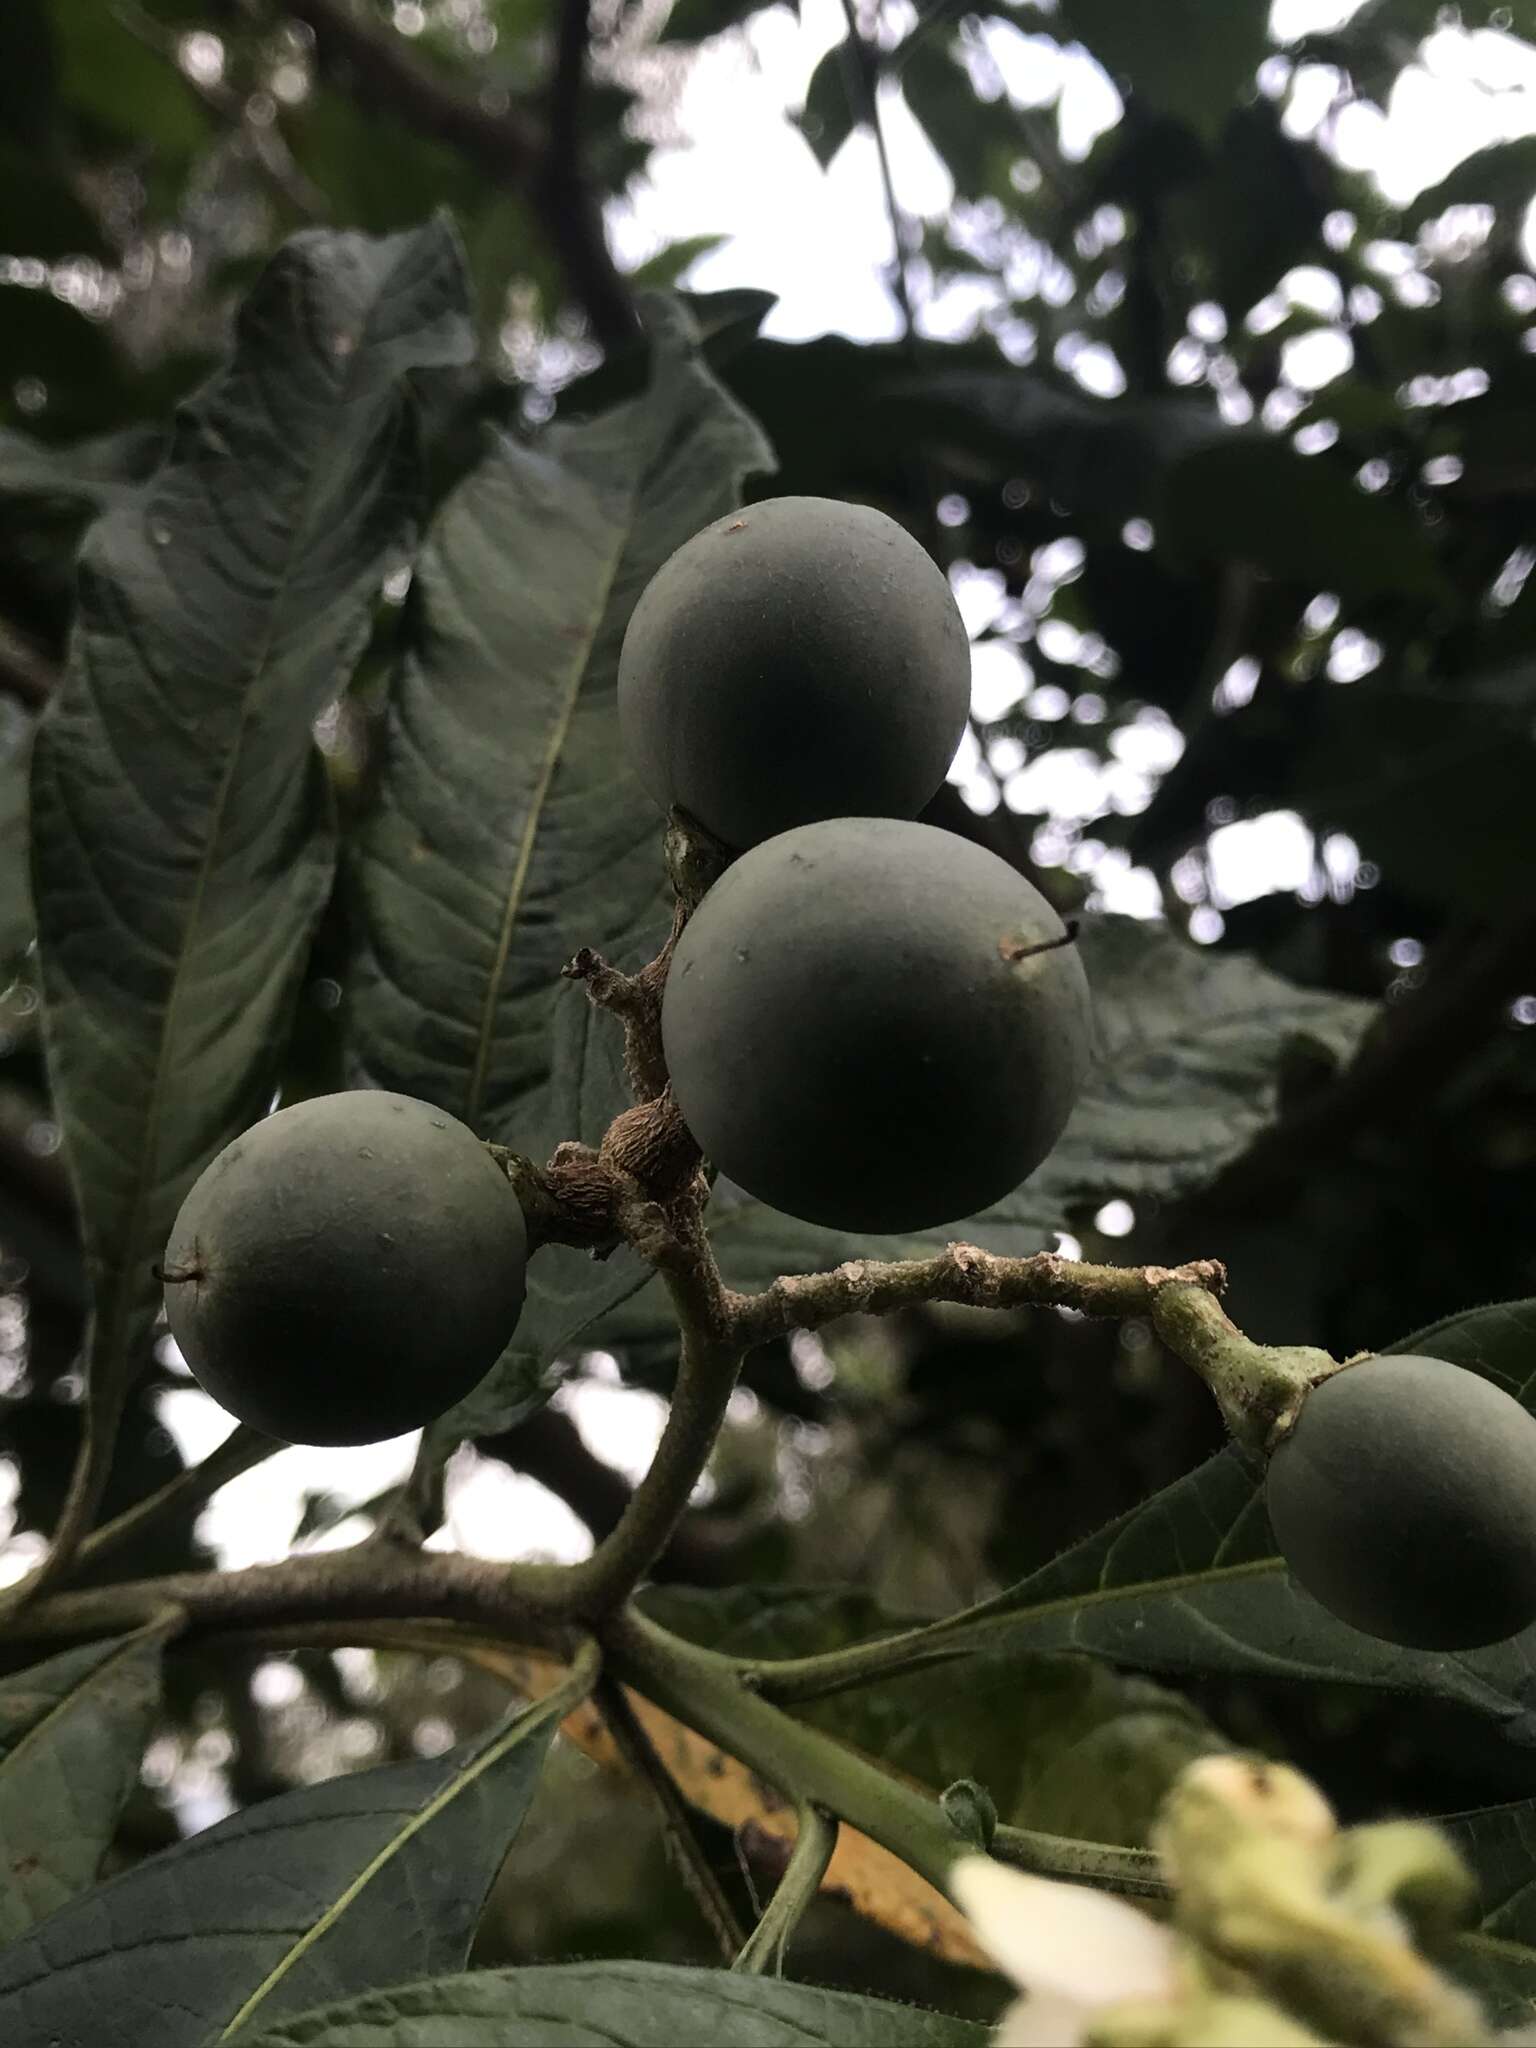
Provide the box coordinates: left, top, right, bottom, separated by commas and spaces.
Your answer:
3, 2, 1532, 1764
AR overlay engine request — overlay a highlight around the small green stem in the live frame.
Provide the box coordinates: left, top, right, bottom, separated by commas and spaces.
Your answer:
67, 1424, 280, 1584
730, 1248, 1226, 1350
1149, 1283, 1338, 1459
596, 1674, 747, 1960
603, 1607, 964, 1896
733, 1798, 838, 1975
543, 1203, 741, 1618
992, 1823, 1170, 1901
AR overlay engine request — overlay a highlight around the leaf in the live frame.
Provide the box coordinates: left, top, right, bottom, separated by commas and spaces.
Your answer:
0, 1624, 169, 1944
1059, 0, 1271, 140
348, 293, 773, 1439
899, 37, 1020, 205
1425, 1804, 1536, 2024
659, 0, 772, 41
0, 1658, 593, 2045
628, 234, 729, 290
0, 707, 31, 970
589, 911, 1373, 1349
949, 1299, 1536, 1739
30, 221, 472, 1443
0, 424, 162, 516
482, 1640, 991, 1966
798, 43, 862, 171
240, 1963, 992, 2047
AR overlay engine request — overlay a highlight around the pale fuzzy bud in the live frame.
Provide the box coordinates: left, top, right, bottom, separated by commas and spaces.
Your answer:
948, 1853, 1178, 2022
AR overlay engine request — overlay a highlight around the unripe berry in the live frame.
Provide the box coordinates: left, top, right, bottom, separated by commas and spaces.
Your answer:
1265, 1353, 1536, 1649
162, 1091, 527, 1446
618, 495, 970, 850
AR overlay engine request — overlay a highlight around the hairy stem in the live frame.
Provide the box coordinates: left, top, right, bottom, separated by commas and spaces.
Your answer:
604, 1606, 964, 1895
731, 1245, 1226, 1348
1149, 1281, 1338, 1459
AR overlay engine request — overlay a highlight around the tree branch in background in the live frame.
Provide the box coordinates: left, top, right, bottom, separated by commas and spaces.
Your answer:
837, 0, 918, 347
482, 1403, 754, 1587
539, 0, 643, 351
1192, 905, 1536, 1219
278, 0, 638, 349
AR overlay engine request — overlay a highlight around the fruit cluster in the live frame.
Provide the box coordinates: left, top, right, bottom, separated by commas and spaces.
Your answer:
623, 496, 1095, 1237
157, 495, 1536, 1658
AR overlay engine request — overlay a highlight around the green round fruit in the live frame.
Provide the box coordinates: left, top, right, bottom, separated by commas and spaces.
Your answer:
617, 495, 971, 849
1265, 1353, 1536, 1650
162, 1091, 528, 1446
660, 817, 1093, 1232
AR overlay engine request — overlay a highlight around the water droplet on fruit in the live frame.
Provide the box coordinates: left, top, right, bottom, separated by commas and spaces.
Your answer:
357, 1146, 374, 1159
150, 520, 171, 546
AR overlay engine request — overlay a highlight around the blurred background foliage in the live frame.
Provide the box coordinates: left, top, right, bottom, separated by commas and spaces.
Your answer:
1, 0, 1535, 2007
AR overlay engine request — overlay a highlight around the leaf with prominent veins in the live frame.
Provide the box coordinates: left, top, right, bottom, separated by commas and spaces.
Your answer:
350, 295, 774, 1437
29, 219, 472, 1459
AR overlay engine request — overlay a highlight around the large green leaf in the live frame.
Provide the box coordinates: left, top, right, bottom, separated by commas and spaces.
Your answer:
0, 1667, 589, 2044
590, 911, 1373, 1348
944, 1299, 1536, 1735
0, 424, 162, 517
0, 706, 31, 971
348, 295, 773, 1438
30, 221, 471, 1441
0, 1624, 169, 1945
242, 1963, 991, 2047
1059, 0, 1272, 139
1434, 1804, 1536, 2025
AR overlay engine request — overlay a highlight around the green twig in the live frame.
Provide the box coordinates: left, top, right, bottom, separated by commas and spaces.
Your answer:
604, 1606, 964, 1895
547, 1195, 741, 1617
596, 1674, 748, 1959
69, 1423, 280, 1582
733, 1798, 838, 1974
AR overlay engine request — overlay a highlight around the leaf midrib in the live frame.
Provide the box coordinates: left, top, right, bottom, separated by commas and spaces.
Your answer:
89, 280, 400, 1388
463, 504, 629, 1131
216, 1686, 566, 2039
